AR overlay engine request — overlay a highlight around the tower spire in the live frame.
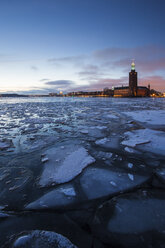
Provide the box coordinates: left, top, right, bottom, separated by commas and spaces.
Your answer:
131, 59, 135, 71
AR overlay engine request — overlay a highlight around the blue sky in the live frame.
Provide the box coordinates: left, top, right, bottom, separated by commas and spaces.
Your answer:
0, 0, 165, 93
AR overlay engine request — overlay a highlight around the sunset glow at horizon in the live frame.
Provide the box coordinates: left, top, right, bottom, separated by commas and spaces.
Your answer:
0, 0, 165, 94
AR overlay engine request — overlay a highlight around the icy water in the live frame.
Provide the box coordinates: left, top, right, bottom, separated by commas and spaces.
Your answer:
0, 97, 165, 248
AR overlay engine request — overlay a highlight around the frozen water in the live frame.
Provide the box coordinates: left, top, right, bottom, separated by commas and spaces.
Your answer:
0, 212, 10, 218
96, 151, 113, 160
122, 128, 165, 155
128, 173, 134, 181
156, 168, 165, 183
106, 114, 119, 119
39, 144, 95, 187
110, 181, 117, 187
124, 110, 165, 126
80, 130, 89, 134
26, 184, 77, 210
61, 187, 76, 197
0, 97, 164, 156
92, 190, 165, 248
128, 163, 133, 168
0, 97, 165, 247
0, 139, 14, 150
41, 157, 49, 163
108, 197, 165, 233
80, 167, 150, 200
13, 235, 30, 247
95, 138, 109, 145
95, 126, 107, 130
124, 146, 141, 154
12, 230, 78, 248
0, 167, 32, 207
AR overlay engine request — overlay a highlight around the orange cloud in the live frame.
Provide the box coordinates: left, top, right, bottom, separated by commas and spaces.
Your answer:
139, 76, 165, 92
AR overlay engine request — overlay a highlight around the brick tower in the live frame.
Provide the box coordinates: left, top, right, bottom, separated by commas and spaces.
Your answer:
129, 61, 137, 97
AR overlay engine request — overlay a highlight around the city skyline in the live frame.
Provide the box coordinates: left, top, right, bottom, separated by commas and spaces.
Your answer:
0, 0, 165, 94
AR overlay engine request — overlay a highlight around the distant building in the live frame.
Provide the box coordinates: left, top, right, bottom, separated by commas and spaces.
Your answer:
103, 88, 114, 96
49, 93, 58, 96
114, 62, 150, 97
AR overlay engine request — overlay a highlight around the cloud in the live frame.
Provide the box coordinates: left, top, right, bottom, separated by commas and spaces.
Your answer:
31, 66, 38, 71
90, 77, 127, 90
78, 64, 103, 79
48, 55, 86, 67
93, 45, 165, 74
93, 47, 128, 61
48, 55, 84, 63
47, 45, 165, 85
69, 76, 128, 92
3, 44, 163, 95
45, 80, 74, 86
137, 58, 165, 73
113, 57, 165, 73
139, 75, 165, 92
45, 45, 165, 93
44, 80, 76, 92
93, 45, 165, 62
42, 75, 165, 93
40, 78, 50, 82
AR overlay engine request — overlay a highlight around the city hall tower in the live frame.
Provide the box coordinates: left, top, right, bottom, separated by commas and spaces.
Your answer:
129, 61, 137, 96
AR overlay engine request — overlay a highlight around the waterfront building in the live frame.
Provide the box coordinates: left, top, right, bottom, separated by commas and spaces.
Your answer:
114, 62, 150, 97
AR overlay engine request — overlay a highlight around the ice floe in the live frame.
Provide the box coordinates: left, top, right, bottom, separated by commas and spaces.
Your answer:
96, 151, 113, 160
128, 173, 134, 181
122, 128, 165, 155
124, 110, 165, 126
80, 167, 150, 200
92, 190, 165, 248
0, 167, 32, 207
95, 138, 108, 145
106, 114, 119, 119
39, 145, 95, 187
0, 139, 14, 150
155, 168, 165, 184
108, 196, 165, 233
128, 163, 133, 169
26, 184, 77, 210
0, 212, 10, 218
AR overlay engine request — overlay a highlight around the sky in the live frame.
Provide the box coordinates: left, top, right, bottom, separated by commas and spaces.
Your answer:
0, 0, 165, 94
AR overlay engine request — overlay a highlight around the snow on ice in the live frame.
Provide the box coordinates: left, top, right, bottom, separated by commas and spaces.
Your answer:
124, 110, 165, 126
122, 128, 165, 155
26, 184, 77, 210
39, 145, 95, 187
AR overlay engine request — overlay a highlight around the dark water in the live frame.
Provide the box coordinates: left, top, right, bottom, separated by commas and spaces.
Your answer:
0, 97, 165, 248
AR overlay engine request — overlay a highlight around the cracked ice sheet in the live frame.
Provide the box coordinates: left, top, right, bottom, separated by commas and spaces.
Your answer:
95, 136, 120, 149
107, 198, 165, 234
124, 110, 165, 126
80, 167, 150, 200
39, 145, 95, 187
106, 114, 119, 119
0, 139, 14, 150
122, 128, 165, 155
26, 184, 77, 210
